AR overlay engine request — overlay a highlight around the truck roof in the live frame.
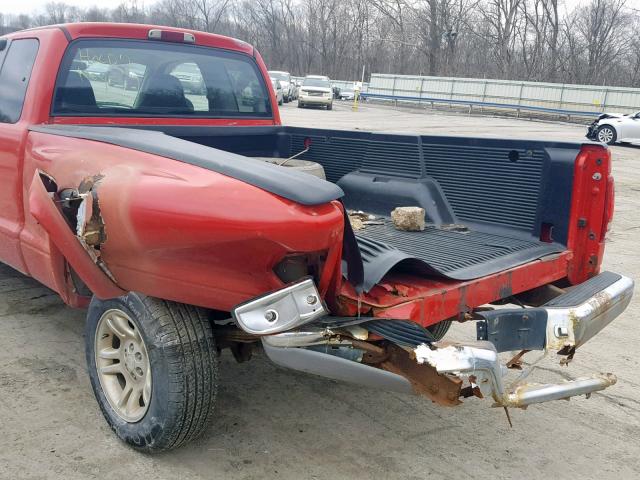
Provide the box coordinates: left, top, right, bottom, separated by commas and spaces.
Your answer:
5, 22, 255, 56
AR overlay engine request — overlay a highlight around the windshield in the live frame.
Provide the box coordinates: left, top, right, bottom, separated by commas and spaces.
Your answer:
303, 78, 330, 88
269, 72, 289, 81
53, 39, 272, 118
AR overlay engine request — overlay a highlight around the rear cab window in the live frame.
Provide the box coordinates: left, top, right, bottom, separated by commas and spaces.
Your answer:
52, 39, 272, 118
0, 39, 39, 123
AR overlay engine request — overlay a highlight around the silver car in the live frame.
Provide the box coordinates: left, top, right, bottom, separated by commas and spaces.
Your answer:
270, 77, 284, 106
268, 70, 292, 103
587, 111, 640, 145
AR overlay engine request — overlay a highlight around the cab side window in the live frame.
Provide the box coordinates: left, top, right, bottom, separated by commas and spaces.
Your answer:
0, 39, 39, 124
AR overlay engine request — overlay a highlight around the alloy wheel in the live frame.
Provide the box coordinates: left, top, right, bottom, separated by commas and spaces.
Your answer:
95, 309, 152, 422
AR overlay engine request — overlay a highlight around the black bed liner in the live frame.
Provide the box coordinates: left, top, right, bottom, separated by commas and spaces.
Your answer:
355, 220, 564, 291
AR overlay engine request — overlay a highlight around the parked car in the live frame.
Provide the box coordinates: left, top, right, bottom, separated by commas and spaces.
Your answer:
289, 80, 299, 100
298, 76, 333, 109
107, 63, 146, 90
0, 23, 632, 454
586, 111, 640, 145
305, 74, 330, 81
171, 63, 206, 95
268, 70, 292, 102
340, 87, 356, 100
270, 77, 284, 105
84, 61, 110, 81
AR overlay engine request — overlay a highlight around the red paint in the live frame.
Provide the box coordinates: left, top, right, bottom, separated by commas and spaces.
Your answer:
21, 132, 344, 311
565, 145, 610, 284
336, 252, 571, 328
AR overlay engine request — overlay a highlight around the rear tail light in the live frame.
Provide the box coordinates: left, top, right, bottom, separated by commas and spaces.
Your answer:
148, 29, 195, 43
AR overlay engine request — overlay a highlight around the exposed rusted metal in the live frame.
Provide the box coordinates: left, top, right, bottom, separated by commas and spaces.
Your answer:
506, 350, 531, 370
460, 375, 484, 399
76, 175, 106, 247
378, 344, 463, 406
352, 339, 389, 364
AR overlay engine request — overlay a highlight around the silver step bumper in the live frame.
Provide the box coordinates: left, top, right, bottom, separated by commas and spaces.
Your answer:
545, 274, 634, 351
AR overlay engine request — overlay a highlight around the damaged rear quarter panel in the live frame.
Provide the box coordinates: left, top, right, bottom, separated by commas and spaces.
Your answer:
22, 132, 345, 310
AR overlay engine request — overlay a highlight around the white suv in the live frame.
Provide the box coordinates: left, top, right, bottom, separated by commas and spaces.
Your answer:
298, 76, 333, 110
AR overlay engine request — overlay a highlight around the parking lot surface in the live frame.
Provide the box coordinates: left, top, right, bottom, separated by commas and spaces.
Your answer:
1, 101, 639, 479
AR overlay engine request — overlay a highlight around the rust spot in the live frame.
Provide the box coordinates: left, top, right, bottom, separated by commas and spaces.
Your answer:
77, 175, 106, 247
378, 344, 463, 406
506, 349, 530, 370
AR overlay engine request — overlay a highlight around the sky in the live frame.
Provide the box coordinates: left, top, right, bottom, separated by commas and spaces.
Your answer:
1, 0, 640, 16
1, 0, 155, 16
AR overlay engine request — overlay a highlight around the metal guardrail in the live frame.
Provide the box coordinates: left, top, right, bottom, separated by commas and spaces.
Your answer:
366, 74, 640, 118
360, 92, 602, 119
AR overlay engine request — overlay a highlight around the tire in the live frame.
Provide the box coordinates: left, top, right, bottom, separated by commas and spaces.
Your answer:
278, 98, 283, 106
427, 320, 451, 341
283, 95, 289, 103
85, 293, 218, 452
327, 103, 333, 110
596, 125, 617, 145
298, 101, 304, 108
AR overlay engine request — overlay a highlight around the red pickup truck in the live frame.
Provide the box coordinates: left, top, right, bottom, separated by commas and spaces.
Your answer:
0, 23, 633, 452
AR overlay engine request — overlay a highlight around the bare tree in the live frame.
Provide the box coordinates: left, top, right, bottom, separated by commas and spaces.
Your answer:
1, 0, 639, 86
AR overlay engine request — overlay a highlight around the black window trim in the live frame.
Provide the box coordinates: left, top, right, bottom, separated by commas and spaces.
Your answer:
0, 38, 10, 72
50, 38, 274, 121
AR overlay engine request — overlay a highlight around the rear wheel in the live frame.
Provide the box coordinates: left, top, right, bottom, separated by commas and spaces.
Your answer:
298, 101, 304, 108
327, 103, 333, 110
596, 125, 617, 145
85, 293, 218, 452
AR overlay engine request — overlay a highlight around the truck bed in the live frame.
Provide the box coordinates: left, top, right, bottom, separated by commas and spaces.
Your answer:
171, 125, 579, 290
32, 124, 580, 290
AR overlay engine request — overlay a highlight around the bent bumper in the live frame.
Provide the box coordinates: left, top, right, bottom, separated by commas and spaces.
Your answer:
418, 272, 633, 407
232, 272, 633, 408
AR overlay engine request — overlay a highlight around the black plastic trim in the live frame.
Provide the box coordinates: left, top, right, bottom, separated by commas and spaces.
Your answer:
544, 271, 622, 307
29, 125, 343, 206
476, 309, 548, 352
58, 26, 72, 42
